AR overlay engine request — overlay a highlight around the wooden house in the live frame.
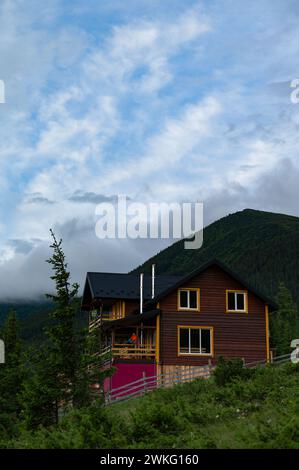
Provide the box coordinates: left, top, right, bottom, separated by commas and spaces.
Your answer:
81, 259, 276, 391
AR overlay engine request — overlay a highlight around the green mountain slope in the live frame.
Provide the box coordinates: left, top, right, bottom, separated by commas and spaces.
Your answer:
0, 301, 87, 344
0, 302, 54, 344
133, 209, 299, 306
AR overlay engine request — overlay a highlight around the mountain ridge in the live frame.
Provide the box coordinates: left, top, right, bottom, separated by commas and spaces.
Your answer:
132, 208, 299, 306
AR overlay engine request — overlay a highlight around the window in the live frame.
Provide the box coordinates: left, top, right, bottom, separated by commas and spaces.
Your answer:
178, 288, 200, 311
226, 290, 248, 313
178, 326, 213, 355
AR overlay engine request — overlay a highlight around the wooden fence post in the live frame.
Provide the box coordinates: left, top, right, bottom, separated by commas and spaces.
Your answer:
208, 359, 212, 377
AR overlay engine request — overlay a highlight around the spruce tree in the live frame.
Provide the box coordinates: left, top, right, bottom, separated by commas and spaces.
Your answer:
45, 229, 80, 406
0, 309, 23, 435
20, 347, 61, 428
21, 230, 87, 428
21, 230, 113, 428
271, 283, 299, 355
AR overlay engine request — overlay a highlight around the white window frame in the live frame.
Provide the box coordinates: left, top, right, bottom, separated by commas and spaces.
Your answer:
226, 290, 248, 313
178, 288, 200, 311
178, 326, 213, 356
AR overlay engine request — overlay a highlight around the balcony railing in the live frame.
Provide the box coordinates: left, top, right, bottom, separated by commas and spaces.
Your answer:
113, 343, 156, 359
89, 312, 113, 332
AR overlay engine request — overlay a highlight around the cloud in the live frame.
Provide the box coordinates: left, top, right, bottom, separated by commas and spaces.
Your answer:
27, 196, 55, 205
0, 216, 172, 301
7, 239, 36, 255
1, 1, 299, 299
99, 96, 221, 191
68, 191, 118, 204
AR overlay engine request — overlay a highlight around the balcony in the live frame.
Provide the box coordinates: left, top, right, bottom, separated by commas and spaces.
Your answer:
97, 343, 156, 361
113, 343, 156, 360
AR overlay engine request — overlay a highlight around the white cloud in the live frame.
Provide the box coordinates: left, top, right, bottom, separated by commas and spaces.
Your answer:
99, 96, 221, 192
1, 1, 299, 299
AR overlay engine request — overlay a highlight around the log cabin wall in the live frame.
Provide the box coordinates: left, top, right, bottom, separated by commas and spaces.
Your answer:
159, 265, 268, 366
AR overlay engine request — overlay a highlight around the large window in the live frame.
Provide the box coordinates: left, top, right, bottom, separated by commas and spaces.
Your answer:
178, 326, 213, 355
226, 290, 248, 313
178, 288, 200, 311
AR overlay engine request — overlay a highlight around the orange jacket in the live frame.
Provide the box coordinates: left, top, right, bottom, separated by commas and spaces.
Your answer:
130, 334, 137, 343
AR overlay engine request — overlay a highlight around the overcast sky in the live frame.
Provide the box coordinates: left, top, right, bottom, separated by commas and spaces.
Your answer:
0, 0, 299, 300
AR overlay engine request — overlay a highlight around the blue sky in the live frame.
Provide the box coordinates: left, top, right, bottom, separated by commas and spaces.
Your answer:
0, 0, 299, 299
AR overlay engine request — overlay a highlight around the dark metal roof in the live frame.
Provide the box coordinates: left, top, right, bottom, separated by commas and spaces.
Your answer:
102, 309, 159, 331
85, 272, 183, 301
82, 259, 277, 312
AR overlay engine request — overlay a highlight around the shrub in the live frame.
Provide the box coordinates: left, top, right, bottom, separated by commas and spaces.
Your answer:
213, 356, 252, 386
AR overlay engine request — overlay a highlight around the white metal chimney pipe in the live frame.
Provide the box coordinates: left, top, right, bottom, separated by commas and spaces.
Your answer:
151, 264, 155, 299
140, 273, 143, 314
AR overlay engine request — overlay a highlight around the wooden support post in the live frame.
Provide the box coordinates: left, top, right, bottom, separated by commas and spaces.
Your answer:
208, 359, 212, 377
142, 371, 147, 394
270, 350, 274, 364
155, 314, 160, 364
265, 304, 270, 363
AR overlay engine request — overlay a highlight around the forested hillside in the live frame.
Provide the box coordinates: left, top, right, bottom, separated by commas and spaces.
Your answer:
0, 302, 53, 343
133, 209, 299, 308
0, 302, 87, 344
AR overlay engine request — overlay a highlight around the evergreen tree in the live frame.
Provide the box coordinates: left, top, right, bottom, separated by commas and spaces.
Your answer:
20, 230, 113, 429
45, 230, 113, 407
271, 283, 299, 355
0, 309, 23, 435
20, 347, 61, 428
20, 230, 86, 428
45, 229, 81, 407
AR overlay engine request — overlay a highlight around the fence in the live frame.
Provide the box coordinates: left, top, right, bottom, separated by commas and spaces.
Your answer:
105, 365, 212, 405
104, 353, 292, 405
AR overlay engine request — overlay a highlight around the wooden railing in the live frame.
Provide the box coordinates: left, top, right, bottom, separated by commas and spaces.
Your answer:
112, 343, 155, 359
89, 313, 112, 332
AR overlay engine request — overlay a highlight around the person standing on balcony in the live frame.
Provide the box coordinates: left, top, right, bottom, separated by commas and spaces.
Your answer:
127, 332, 137, 344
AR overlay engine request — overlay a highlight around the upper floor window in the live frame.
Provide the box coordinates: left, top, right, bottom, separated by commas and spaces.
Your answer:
226, 290, 248, 313
178, 288, 200, 311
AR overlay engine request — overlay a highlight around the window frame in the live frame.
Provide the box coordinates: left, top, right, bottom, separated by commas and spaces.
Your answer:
177, 325, 214, 357
177, 288, 200, 312
225, 290, 248, 313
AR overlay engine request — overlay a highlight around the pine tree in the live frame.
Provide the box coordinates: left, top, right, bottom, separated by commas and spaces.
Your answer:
20, 347, 61, 428
20, 230, 113, 429
45, 229, 81, 407
20, 230, 86, 428
271, 283, 299, 355
0, 309, 23, 435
